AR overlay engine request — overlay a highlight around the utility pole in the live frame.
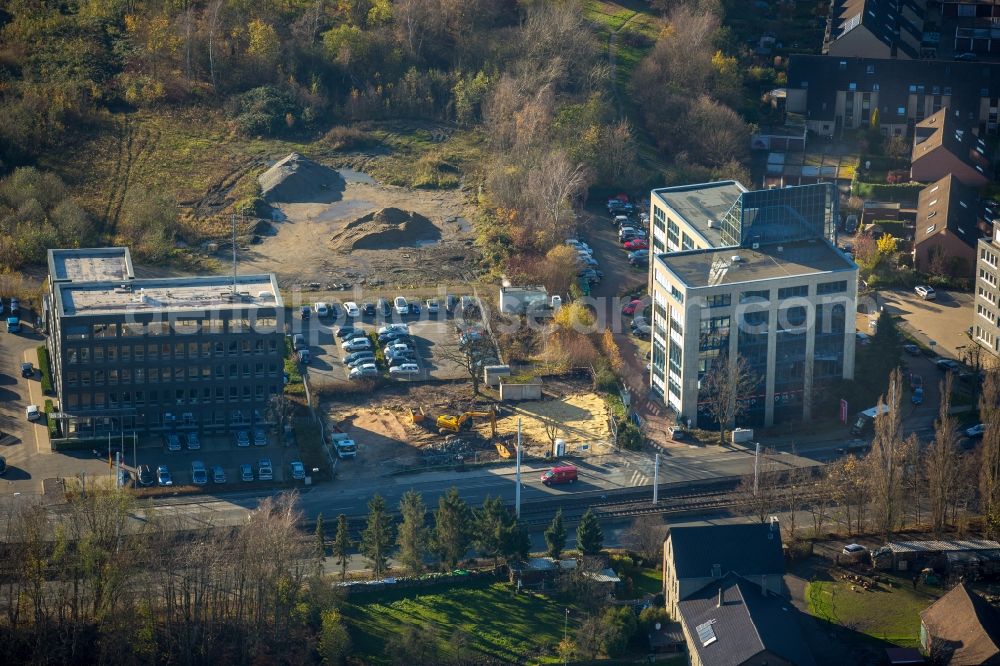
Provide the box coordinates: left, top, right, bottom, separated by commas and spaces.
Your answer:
115, 452, 121, 488
231, 213, 238, 294
133, 432, 137, 469
653, 452, 660, 505
753, 442, 761, 496
515, 418, 522, 519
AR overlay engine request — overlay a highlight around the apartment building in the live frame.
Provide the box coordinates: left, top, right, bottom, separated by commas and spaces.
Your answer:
974, 222, 1000, 357
648, 183, 857, 428
786, 55, 1000, 137
45, 248, 285, 440
911, 107, 992, 187
824, 0, 925, 60
913, 174, 985, 277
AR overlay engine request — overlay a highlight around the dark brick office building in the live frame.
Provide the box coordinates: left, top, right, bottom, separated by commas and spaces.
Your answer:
45, 248, 285, 440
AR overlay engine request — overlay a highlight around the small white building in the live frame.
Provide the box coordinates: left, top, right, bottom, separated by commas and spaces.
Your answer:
499, 285, 548, 315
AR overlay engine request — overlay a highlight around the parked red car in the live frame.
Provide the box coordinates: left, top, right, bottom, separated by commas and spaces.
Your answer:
541, 466, 578, 485
622, 299, 643, 315
623, 238, 648, 251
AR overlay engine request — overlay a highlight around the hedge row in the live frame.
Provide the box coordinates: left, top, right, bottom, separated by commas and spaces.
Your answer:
850, 179, 924, 203
44, 399, 57, 437
36, 345, 53, 394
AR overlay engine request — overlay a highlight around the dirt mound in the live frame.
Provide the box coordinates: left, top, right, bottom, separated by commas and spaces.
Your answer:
331, 207, 441, 251
258, 153, 344, 203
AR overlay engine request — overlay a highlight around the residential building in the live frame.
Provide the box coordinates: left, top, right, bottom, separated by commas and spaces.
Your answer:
662, 522, 786, 618
913, 175, 984, 277
974, 222, 1000, 357
662, 522, 816, 666
786, 55, 1000, 137
45, 247, 285, 440
648, 182, 857, 428
677, 573, 817, 666
920, 583, 1000, 665
912, 108, 992, 186
824, 0, 925, 60
944, 0, 1000, 59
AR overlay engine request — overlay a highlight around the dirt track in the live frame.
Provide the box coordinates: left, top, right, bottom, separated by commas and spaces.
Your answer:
237, 167, 478, 290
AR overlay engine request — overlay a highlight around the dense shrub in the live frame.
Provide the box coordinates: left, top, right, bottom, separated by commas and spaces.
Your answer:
228, 86, 300, 137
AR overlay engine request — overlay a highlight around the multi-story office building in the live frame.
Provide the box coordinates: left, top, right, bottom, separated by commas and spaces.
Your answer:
648, 183, 858, 428
45, 247, 284, 440
973, 222, 1000, 356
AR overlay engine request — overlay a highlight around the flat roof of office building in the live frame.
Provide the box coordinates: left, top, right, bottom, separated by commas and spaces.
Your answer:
651, 181, 747, 246
657, 239, 856, 289
48, 248, 134, 283
55, 275, 282, 317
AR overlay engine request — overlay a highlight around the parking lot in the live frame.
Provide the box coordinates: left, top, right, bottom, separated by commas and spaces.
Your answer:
0, 312, 116, 495
297, 301, 481, 387
127, 430, 309, 489
859, 288, 976, 362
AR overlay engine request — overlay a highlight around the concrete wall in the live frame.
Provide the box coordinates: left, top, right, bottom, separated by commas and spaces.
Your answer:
499, 382, 543, 401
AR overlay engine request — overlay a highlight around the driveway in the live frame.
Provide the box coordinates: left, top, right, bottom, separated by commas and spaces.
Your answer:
876, 288, 974, 361
577, 204, 675, 442
0, 320, 113, 496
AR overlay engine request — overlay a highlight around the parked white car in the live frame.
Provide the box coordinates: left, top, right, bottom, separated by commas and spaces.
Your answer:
389, 363, 420, 376
313, 302, 330, 317
384, 342, 413, 357
377, 323, 409, 335
344, 301, 360, 317
349, 363, 379, 379
394, 296, 409, 314
25, 405, 40, 421
915, 285, 936, 300
341, 337, 372, 351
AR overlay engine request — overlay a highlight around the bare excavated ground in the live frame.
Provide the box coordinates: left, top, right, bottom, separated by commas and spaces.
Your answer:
323, 377, 614, 476
238, 168, 479, 290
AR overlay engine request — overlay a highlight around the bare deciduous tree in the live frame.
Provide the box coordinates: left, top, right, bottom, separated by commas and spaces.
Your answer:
866, 368, 906, 539
736, 447, 781, 523
622, 515, 668, 563
926, 374, 960, 534
981, 371, 1000, 538
699, 353, 759, 444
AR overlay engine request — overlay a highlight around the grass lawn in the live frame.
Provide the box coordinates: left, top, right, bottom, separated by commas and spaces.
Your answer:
342, 580, 574, 665
806, 576, 941, 647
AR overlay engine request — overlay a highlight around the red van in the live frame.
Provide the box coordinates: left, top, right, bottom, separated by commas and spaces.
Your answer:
541, 465, 578, 485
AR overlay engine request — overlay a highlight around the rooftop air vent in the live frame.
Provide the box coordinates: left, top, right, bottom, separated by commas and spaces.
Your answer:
752, 242, 760, 250
731, 255, 742, 263
777, 245, 784, 252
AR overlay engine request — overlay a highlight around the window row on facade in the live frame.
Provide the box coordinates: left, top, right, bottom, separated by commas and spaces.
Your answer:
63, 383, 280, 410
64, 361, 281, 387
64, 338, 280, 364
62, 318, 279, 340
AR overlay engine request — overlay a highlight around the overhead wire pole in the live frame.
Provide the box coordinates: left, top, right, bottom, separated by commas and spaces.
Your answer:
515, 418, 522, 519
653, 452, 660, 505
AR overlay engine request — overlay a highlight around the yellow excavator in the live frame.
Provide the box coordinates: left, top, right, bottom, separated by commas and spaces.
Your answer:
436, 410, 497, 438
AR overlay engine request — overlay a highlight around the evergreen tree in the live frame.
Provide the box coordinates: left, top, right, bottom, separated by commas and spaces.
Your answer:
576, 508, 604, 556
433, 487, 472, 569
501, 518, 531, 564
360, 494, 394, 579
332, 513, 353, 581
315, 513, 326, 561
544, 509, 567, 559
473, 495, 509, 567
396, 490, 429, 575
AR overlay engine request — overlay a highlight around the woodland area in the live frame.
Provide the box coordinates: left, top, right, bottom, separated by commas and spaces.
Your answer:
0, 0, 753, 276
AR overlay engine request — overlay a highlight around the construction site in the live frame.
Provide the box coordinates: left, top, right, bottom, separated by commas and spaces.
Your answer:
323, 380, 614, 474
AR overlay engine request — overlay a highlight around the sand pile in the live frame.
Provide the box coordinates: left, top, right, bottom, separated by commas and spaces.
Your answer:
258, 153, 344, 203
331, 207, 441, 251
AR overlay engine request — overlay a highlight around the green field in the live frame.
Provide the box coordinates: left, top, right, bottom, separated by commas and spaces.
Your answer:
807, 577, 940, 647
343, 580, 575, 665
